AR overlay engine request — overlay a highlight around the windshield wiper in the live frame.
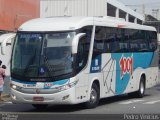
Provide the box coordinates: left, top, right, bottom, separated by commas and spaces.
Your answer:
43, 55, 56, 81
23, 50, 37, 77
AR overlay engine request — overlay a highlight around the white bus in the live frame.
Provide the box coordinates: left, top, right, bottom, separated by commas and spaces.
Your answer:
10, 17, 159, 109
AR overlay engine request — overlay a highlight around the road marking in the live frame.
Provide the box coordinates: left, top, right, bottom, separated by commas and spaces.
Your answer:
0, 101, 12, 108
143, 100, 160, 104
0, 101, 12, 105
4, 101, 12, 104
119, 100, 145, 104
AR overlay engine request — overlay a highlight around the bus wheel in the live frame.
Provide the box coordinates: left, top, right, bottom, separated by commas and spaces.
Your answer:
32, 104, 48, 109
85, 83, 100, 109
136, 76, 145, 98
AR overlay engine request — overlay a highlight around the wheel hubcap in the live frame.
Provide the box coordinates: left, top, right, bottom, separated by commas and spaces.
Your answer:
90, 88, 97, 103
140, 82, 144, 94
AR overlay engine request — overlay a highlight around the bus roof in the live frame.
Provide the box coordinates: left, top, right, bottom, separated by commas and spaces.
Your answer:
18, 16, 156, 32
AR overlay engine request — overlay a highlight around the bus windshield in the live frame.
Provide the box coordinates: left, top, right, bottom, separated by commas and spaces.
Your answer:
11, 32, 75, 80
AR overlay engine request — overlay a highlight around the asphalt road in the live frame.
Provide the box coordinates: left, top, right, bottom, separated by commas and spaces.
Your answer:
0, 84, 160, 114
0, 72, 159, 120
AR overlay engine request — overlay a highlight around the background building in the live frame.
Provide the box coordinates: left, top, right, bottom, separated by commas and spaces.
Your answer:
0, 0, 40, 32
0, 0, 150, 76
40, 0, 144, 24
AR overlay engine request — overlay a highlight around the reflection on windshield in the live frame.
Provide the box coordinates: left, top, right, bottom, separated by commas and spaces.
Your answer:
12, 33, 42, 77
12, 32, 75, 79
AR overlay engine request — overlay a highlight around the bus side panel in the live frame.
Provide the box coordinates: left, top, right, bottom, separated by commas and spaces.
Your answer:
123, 68, 143, 94
100, 54, 116, 98
89, 53, 116, 99
145, 50, 159, 88
111, 53, 135, 95
121, 52, 158, 94
99, 52, 158, 98
74, 70, 90, 104
124, 67, 158, 94
145, 67, 158, 88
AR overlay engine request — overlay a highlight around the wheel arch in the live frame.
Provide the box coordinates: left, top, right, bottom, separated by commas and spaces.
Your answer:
92, 80, 100, 90
88, 78, 101, 99
85, 78, 101, 108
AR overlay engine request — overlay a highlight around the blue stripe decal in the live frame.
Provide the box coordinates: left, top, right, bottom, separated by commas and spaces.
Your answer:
52, 79, 69, 85
11, 78, 69, 89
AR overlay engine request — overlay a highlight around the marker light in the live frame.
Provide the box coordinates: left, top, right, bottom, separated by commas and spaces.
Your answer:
117, 24, 126, 28
56, 80, 78, 91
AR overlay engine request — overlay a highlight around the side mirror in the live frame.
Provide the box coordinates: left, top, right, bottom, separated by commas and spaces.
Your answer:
72, 33, 86, 54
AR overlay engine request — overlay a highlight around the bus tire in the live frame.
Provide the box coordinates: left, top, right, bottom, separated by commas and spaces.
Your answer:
85, 83, 100, 109
133, 76, 145, 98
32, 104, 48, 109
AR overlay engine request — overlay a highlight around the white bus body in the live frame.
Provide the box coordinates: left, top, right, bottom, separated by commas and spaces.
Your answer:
10, 17, 158, 108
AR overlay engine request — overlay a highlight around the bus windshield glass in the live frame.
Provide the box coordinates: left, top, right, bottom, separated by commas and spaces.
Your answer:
11, 32, 75, 79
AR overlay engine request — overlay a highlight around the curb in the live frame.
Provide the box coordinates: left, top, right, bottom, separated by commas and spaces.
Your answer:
1, 93, 11, 102
2, 93, 10, 98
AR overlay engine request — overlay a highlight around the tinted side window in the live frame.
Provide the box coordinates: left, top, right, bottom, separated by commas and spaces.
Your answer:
104, 27, 117, 53
112, 28, 122, 52
93, 26, 106, 57
128, 29, 139, 52
119, 28, 130, 52
128, 30, 151, 52
105, 28, 130, 53
77, 36, 88, 68
95, 27, 130, 53
148, 31, 157, 51
138, 30, 149, 51
94, 27, 157, 53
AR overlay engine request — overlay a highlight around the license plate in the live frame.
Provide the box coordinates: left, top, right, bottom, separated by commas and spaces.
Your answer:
33, 96, 44, 101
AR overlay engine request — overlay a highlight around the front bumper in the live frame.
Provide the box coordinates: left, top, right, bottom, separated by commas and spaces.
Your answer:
11, 87, 76, 105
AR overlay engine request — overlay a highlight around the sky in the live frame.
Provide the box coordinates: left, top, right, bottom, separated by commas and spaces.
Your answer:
117, 0, 160, 19
118, 0, 160, 6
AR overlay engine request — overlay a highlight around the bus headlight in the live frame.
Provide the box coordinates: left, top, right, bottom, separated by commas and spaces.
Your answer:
56, 80, 78, 91
10, 83, 16, 89
10, 83, 22, 90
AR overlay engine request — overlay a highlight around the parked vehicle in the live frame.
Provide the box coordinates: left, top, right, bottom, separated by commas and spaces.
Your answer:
0, 33, 16, 76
